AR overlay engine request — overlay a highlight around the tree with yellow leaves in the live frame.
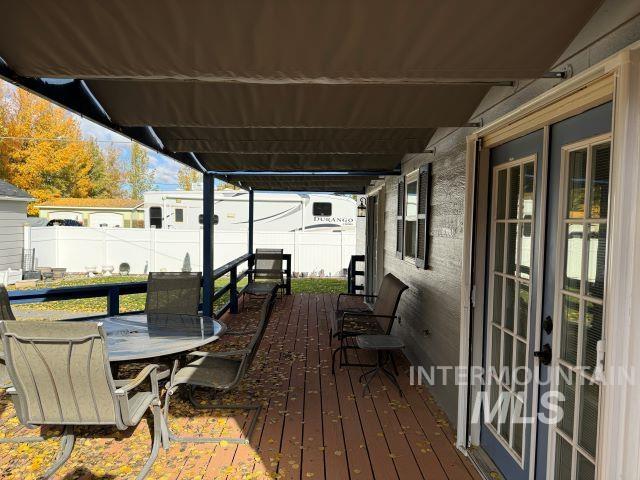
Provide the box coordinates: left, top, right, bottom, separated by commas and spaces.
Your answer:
177, 165, 201, 190
0, 84, 111, 214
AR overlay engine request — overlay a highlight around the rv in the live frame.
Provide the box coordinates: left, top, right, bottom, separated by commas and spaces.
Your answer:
143, 189, 356, 232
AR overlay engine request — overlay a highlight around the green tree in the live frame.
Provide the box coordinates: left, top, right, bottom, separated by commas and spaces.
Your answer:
125, 143, 155, 199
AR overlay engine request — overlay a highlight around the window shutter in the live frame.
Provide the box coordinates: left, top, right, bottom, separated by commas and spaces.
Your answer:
395, 177, 405, 258
415, 163, 431, 268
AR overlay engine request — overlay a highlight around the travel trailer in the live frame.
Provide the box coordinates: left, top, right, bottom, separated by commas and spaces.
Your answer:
143, 189, 356, 232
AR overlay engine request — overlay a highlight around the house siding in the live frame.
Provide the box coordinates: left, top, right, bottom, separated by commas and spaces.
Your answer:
0, 200, 27, 270
373, 0, 640, 424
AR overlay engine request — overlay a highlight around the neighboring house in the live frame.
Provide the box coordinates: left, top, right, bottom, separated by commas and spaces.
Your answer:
0, 179, 33, 270
37, 198, 144, 228
361, 4, 640, 480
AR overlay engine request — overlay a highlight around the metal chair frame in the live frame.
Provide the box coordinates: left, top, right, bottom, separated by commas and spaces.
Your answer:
163, 292, 275, 445
0, 321, 165, 480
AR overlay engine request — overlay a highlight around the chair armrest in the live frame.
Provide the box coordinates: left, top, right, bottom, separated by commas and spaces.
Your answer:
186, 349, 251, 359
114, 364, 159, 395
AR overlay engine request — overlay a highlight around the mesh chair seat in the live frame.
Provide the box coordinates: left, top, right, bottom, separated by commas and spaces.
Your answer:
126, 392, 156, 426
243, 282, 278, 296
172, 356, 242, 390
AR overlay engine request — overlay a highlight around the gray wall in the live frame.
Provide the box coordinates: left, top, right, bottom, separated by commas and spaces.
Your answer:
372, 0, 640, 424
0, 200, 28, 270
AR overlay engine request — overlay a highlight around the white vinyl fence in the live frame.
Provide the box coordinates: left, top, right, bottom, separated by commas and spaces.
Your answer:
24, 226, 355, 276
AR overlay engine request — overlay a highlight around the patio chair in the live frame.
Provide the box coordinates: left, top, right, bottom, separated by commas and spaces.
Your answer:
145, 271, 202, 316
163, 291, 275, 445
0, 321, 165, 480
242, 249, 284, 309
0, 285, 16, 387
331, 273, 408, 373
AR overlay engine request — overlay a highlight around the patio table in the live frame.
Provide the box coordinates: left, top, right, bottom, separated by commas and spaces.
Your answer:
77, 313, 226, 362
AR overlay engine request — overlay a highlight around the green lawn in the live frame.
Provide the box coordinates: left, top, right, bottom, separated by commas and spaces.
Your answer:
10, 275, 346, 315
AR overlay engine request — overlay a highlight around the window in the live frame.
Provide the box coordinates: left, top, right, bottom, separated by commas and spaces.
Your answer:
396, 164, 431, 267
313, 202, 332, 216
149, 207, 162, 229
404, 178, 418, 258
175, 208, 184, 223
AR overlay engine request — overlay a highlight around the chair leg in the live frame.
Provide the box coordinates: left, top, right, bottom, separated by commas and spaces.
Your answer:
41, 426, 75, 479
137, 404, 163, 480
163, 386, 261, 445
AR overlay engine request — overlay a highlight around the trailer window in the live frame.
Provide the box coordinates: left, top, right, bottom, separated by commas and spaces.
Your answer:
175, 208, 184, 222
198, 214, 219, 225
149, 207, 163, 228
313, 202, 332, 216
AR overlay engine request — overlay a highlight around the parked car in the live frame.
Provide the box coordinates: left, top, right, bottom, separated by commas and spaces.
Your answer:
46, 219, 83, 227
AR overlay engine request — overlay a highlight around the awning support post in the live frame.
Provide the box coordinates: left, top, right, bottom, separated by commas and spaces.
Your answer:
202, 173, 215, 317
248, 189, 255, 256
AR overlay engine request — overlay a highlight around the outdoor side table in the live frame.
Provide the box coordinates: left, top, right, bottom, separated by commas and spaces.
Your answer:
355, 334, 405, 396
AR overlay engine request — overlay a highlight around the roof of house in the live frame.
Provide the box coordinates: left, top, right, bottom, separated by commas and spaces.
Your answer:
0, 179, 33, 201
39, 198, 143, 209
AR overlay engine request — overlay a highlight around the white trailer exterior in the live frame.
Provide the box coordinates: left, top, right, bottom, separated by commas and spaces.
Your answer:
143, 189, 356, 232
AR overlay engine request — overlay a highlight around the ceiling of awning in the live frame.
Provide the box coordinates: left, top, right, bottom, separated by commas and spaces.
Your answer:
0, 0, 603, 192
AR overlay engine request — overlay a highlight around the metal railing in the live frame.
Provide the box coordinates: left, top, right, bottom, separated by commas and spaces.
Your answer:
8, 253, 293, 319
347, 255, 365, 294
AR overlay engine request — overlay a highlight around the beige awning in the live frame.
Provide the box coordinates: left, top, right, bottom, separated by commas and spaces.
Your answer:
0, 0, 603, 192
1, 0, 601, 83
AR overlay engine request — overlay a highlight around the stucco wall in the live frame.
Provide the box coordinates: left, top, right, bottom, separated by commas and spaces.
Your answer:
373, 0, 640, 424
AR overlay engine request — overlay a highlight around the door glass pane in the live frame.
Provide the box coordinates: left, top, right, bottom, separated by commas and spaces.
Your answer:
514, 340, 527, 387
578, 381, 599, 457
505, 278, 516, 331
567, 148, 587, 218
563, 224, 583, 293
492, 275, 503, 325
512, 397, 524, 457
509, 166, 521, 219
497, 169, 507, 219
506, 223, 518, 276
577, 454, 596, 480
517, 284, 529, 339
560, 295, 580, 365
558, 366, 575, 437
589, 142, 610, 219
519, 222, 532, 279
491, 326, 502, 372
503, 333, 514, 386
495, 223, 505, 272
555, 435, 573, 480
499, 396, 511, 442
522, 162, 535, 219
586, 223, 607, 299
583, 302, 603, 373
490, 381, 499, 429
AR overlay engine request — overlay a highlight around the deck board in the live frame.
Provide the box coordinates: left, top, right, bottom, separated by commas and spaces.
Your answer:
0, 293, 480, 480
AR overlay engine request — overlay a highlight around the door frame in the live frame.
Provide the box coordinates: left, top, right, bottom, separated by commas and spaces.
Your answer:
459, 41, 640, 480
365, 185, 386, 296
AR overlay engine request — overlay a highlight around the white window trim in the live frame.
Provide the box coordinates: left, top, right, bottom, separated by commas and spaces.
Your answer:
484, 154, 537, 468
403, 169, 419, 262
546, 134, 610, 480
459, 40, 640, 480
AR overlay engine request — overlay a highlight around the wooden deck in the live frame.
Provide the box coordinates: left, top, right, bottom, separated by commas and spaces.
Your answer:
0, 294, 481, 480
